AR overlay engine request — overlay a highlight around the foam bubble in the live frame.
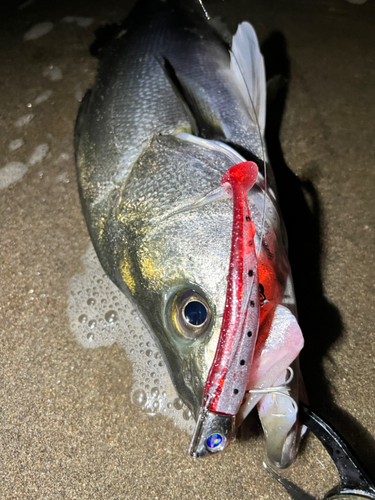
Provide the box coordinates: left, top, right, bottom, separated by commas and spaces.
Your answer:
0, 162, 28, 189
68, 244, 193, 433
183, 409, 192, 421
75, 90, 85, 102
34, 90, 52, 105
132, 389, 147, 407
43, 65, 62, 81
56, 171, 69, 183
151, 387, 159, 398
9, 138, 25, 151
18, 0, 34, 10
24, 22, 54, 41
173, 398, 183, 410
61, 16, 94, 28
14, 114, 34, 127
29, 143, 49, 166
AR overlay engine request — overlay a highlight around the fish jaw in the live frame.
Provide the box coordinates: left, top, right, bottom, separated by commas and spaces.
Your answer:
106, 137, 260, 421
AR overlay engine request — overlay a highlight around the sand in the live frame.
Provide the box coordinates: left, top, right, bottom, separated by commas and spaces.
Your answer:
0, 0, 374, 498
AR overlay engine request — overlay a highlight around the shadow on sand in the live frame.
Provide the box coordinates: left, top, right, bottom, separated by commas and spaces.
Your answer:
259, 30, 375, 473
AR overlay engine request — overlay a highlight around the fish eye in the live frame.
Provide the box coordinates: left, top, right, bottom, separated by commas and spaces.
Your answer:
183, 300, 207, 326
173, 289, 212, 340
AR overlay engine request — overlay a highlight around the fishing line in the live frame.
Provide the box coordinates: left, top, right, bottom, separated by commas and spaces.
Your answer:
228, 44, 268, 260
246, 367, 298, 412
198, 0, 210, 20
196, 1, 268, 243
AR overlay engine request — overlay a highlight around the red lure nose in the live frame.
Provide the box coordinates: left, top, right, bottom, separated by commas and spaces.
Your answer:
221, 161, 259, 193
203, 161, 261, 416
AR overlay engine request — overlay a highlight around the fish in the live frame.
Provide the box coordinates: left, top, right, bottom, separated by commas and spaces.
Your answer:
74, 0, 305, 466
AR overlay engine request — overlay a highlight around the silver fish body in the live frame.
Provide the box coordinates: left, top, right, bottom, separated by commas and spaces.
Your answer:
75, 0, 303, 466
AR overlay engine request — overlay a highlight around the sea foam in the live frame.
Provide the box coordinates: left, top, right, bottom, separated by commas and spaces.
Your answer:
24, 22, 54, 41
68, 244, 194, 433
0, 162, 28, 189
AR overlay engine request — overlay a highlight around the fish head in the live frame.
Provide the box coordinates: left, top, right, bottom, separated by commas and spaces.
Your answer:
131, 208, 232, 417
108, 135, 237, 417
85, 132, 298, 461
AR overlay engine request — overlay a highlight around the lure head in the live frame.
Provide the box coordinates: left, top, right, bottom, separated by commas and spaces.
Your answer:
189, 407, 236, 458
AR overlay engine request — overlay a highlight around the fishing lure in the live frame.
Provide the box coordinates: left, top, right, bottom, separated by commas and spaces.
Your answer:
190, 160, 261, 457
188, 160, 301, 458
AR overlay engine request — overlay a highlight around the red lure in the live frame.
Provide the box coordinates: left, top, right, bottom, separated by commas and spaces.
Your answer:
203, 161, 261, 416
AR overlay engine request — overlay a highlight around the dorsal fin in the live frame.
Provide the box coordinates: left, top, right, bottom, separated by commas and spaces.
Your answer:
230, 22, 266, 135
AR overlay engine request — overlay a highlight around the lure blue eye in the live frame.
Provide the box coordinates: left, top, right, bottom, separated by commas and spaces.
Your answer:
184, 300, 208, 326
206, 433, 223, 450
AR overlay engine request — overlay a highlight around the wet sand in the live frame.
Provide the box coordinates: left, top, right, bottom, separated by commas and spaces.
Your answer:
0, 0, 374, 498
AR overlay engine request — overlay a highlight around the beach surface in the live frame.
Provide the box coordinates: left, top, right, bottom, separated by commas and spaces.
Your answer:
0, 0, 374, 498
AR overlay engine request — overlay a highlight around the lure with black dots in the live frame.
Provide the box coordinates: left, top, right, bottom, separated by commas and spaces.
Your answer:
189, 160, 260, 458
